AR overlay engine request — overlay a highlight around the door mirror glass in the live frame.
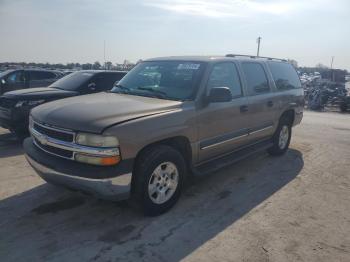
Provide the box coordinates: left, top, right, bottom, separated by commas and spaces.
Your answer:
208, 87, 232, 103
1, 79, 5, 85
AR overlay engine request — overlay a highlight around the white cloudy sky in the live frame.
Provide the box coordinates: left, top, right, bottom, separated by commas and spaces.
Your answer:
0, 0, 349, 69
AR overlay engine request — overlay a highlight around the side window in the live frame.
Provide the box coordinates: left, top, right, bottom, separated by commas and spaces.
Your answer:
268, 62, 302, 90
42, 71, 57, 79
207, 63, 242, 98
93, 74, 112, 91
241, 62, 270, 95
6, 71, 24, 83
29, 71, 43, 81
30, 71, 56, 81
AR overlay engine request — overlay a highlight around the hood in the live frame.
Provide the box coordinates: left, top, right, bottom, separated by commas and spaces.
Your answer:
3, 87, 78, 100
31, 92, 182, 133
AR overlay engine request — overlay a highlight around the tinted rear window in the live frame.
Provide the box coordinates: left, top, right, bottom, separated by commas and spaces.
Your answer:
241, 62, 270, 95
268, 62, 301, 90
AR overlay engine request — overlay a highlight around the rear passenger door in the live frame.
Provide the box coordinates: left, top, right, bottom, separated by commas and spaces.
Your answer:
197, 62, 250, 163
240, 62, 278, 143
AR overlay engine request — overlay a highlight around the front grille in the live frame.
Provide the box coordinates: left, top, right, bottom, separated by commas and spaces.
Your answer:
33, 123, 74, 142
0, 97, 17, 108
34, 138, 73, 159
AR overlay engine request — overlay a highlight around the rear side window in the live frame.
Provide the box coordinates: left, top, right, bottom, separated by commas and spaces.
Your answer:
207, 62, 242, 97
93, 73, 122, 91
268, 62, 302, 90
241, 62, 270, 95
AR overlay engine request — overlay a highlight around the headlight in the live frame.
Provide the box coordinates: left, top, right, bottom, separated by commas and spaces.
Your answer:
29, 115, 34, 129
15, 100, 45, 108
75, 133, 119, 147
75, 133, 120, 165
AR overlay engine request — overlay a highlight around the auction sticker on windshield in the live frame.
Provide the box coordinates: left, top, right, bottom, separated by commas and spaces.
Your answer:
177, 63, 200, 70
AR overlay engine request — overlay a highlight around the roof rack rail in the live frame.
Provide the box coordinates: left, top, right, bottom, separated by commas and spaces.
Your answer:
225, 54, 287, 62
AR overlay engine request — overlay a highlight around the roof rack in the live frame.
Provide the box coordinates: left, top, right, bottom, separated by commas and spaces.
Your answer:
225, 54, 287, 62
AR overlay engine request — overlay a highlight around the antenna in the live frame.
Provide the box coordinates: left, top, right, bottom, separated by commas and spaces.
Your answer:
256, 37, 262, 57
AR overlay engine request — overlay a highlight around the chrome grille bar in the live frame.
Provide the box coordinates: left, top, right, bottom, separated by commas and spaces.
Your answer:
30, 120, 119, 160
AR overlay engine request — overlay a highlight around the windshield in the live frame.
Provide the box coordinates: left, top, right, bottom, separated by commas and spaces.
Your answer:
49, 71, 94, 91
0, 70, 14, 78
111, 61, 205, 101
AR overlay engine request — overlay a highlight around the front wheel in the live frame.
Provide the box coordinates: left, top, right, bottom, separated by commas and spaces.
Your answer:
132, 145, 186, 216
11, 128, 29, 140
268, 117, 292, 156
340, 102, 348, 112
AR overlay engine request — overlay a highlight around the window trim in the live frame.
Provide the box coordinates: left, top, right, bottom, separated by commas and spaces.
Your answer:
206, 61, 244, 100
241, 61, 271, 96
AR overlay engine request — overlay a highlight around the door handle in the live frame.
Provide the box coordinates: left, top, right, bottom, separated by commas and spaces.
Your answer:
240, 105, 248, 113
267, 101, 274, 107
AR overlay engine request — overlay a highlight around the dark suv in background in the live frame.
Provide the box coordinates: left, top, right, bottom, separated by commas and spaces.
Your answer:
0, 69, 64, 95
0, 70, 126, 137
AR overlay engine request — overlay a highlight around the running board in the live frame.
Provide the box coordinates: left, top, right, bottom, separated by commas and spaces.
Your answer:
192, 139, 273, 176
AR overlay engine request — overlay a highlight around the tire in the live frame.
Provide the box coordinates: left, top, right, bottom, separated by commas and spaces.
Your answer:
340, 102, 347, 112
268, 117, 292, 156
132, 145, 186, 216
11, 128, 29, 140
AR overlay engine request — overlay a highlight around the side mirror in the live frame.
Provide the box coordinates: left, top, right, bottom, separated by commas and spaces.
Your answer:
88, 82, 96, 91
208, 87, 232, 103
113, 81, 119, 87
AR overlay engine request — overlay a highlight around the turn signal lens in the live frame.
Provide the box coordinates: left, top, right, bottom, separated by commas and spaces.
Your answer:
101, 156, 120, 166
75, 154, 121, 166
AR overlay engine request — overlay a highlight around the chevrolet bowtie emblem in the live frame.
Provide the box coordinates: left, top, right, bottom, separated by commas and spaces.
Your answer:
38, 134, 48, 145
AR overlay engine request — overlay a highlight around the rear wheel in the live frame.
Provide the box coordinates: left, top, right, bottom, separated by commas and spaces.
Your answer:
132, 145, 186, 216
268, 117, 292, 156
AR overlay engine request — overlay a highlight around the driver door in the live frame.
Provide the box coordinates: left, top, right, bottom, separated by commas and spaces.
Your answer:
197, 62, 250, 163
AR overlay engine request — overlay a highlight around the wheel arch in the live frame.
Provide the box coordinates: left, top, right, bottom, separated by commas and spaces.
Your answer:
279, 109, 295, 125
131, 136, 193, 189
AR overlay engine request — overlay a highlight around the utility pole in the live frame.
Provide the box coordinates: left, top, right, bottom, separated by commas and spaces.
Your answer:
330, 56, 335, 81
330, 56, 334, 69
103, 40, 106, 70
256, 36, 262, 57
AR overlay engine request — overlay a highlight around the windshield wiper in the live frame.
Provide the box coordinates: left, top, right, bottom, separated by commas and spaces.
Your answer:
111, 84, 132, 94
137, 87, 169, 98
114, 84, 131, 91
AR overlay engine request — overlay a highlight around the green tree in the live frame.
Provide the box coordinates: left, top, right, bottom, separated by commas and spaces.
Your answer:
93, 61, 101, 70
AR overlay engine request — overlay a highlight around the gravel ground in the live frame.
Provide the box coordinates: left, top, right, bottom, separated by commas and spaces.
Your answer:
0, 111, 349, 262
